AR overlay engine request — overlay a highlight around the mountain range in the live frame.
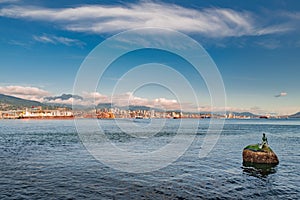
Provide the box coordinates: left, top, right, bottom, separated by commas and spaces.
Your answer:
44, 93, 83, 101
0, 93, 299, 117
0, 94, 44, 110
0, 94, 63, 110
289, 112, 300, 118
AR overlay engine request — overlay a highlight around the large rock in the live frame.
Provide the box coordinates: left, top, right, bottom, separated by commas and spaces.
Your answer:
242, 144, 279, 164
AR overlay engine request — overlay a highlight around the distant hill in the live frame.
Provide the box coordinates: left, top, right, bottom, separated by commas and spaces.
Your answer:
43, 93, 82, 109
44, 93, 83, 101
236, 112, 259, 117
123, 105, 164, 112
197, 111, 258, 117
127, 105, 153, 111
289, 112, 300, 118
96, 103, 115, 109
0, 94, 44, 110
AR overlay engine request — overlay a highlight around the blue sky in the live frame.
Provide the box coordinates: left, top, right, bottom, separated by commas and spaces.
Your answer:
0, 0, 300, 115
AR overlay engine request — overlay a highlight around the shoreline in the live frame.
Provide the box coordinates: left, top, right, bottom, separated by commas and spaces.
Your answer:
0, 117, 299, 120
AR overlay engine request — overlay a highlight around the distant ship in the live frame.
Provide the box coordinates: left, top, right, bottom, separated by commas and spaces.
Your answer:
259, 116, 269, 119
135, 116, 143, 119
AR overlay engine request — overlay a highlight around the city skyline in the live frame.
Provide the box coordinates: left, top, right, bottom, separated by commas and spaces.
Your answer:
1, 0, 300, 115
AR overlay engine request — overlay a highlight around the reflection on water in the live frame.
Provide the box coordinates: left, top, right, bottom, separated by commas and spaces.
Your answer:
242, 162, 278, 178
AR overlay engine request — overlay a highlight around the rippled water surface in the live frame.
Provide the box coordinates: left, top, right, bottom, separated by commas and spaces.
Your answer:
0, 119, 299, 199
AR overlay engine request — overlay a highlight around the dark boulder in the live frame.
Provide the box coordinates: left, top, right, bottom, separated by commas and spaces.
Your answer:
242, 144, 279, 164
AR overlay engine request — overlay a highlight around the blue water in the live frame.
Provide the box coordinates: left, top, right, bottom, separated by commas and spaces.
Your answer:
0, 119, 299, 199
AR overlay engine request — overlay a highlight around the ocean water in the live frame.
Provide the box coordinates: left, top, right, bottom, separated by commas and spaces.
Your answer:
0, 119, 299, 199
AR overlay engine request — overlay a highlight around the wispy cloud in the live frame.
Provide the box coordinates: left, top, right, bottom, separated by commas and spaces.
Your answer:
8, 40, 30, 47
275, 91, 287, 98
0, 2, 292, 37
281, 11, 300, 20
33, 34, 85, 46
0, 85, 50, 101
255, 39, 281, 49
0, 0, 19, 3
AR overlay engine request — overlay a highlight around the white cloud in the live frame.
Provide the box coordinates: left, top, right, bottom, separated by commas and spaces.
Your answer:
275, 92, 287, 98
43, 92, 108, 106
0, 2, 291, 37
153, 98, 179, 110
33, 35, 54, 43
0, 85, 50, 101
110, 92, 147, 107
46, 97, 85, 106
154, 98, 177, 104
77, 91, 193, 111
81, 92, 110, 105
0, 86, 294, 114
33, 35, 85, 46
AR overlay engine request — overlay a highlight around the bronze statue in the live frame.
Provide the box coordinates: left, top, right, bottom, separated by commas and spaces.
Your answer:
260, 133, 268, 149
